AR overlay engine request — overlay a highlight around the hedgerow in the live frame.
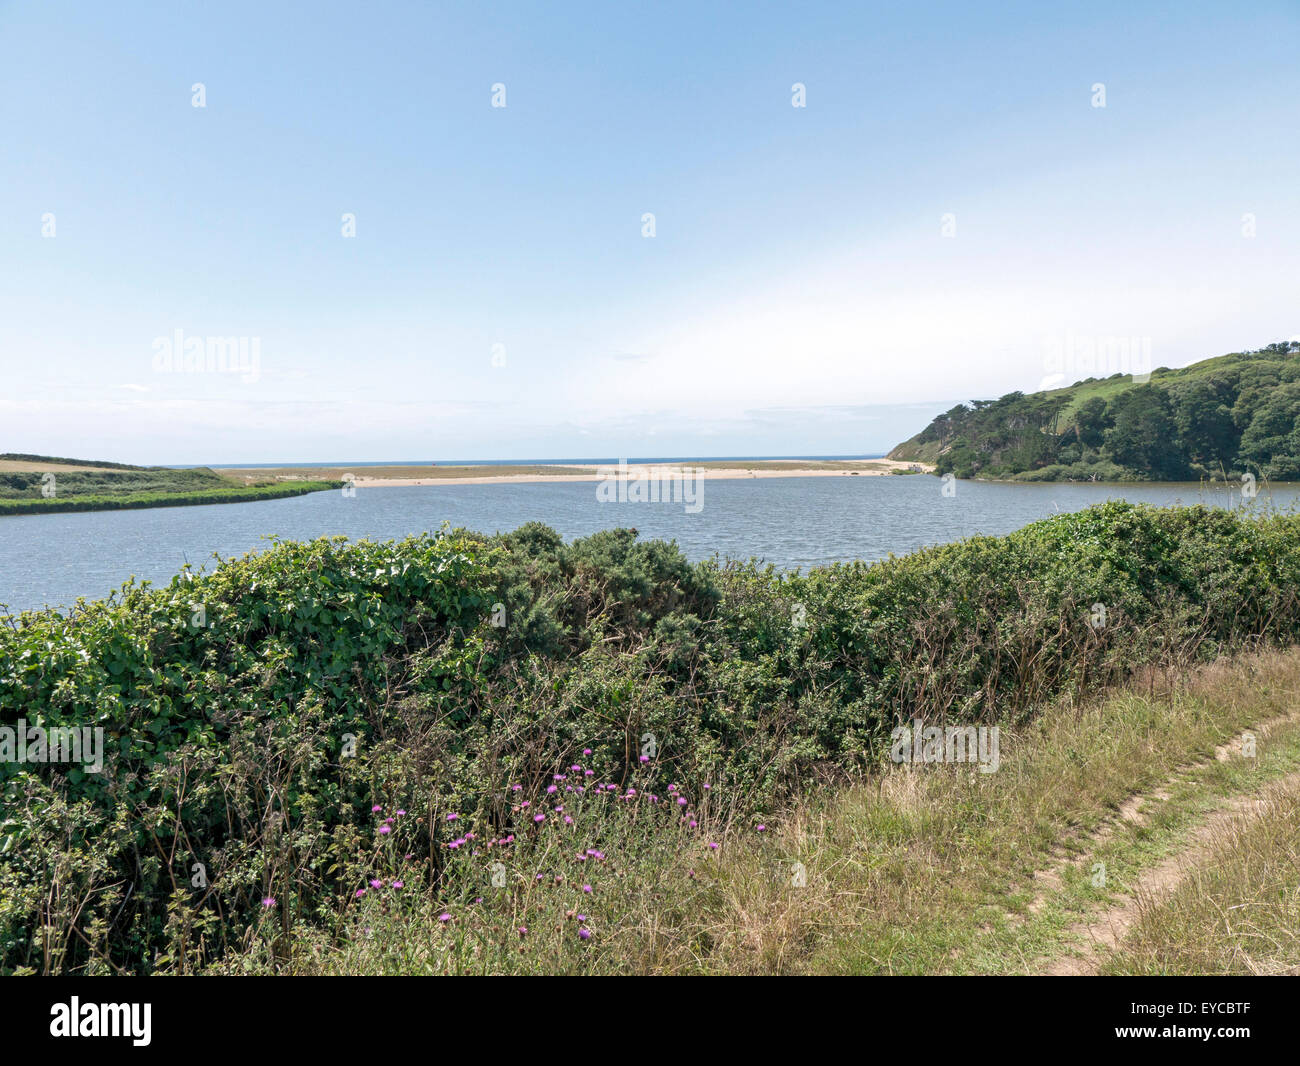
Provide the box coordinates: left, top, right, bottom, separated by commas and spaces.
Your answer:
2, 501, 1298, 973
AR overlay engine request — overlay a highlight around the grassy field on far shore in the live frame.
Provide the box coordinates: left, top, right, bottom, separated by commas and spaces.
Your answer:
0, 455, 339, 516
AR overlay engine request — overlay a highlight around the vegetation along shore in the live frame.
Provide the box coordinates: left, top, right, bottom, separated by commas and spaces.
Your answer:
0, 455, 339, 516
4, 500, 1300, 974
890, 342, 1300, 483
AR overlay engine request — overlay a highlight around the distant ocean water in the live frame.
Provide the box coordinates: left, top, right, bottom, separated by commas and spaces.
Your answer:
2, 475, 1295, 615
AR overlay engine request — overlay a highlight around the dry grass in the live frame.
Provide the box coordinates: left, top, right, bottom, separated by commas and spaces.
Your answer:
241, 645, 1300, 975
1102, 776, 1300, 974
0, 459, 127, 473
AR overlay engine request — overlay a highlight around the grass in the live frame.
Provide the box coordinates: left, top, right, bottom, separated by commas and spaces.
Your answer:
800, 650, 1300, 976
6, 502, 1296, 974
0, 479, 339, 516
0, 456, 341, 515
0, 453, 144, 472
224, 645, 1300, 975
0, 466, 233, 498
0, 459, 134, 474
1103, 778, 1300, 975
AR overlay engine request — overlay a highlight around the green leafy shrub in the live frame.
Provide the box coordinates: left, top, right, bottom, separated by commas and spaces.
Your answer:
4, 501, 1300, 973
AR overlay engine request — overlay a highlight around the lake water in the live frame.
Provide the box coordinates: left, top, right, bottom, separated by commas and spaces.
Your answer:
1, 476, 1294, 615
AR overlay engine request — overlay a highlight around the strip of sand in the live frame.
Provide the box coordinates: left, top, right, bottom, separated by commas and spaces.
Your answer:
343, 458, 930, 488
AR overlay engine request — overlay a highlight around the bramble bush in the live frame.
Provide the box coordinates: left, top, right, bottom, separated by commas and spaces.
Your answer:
3, 501, 1300, 972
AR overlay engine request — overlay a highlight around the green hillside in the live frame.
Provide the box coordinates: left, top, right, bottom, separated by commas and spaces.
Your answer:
889, 341, 1300, 481
0, 456, 339, 515
0, 452, 146, 471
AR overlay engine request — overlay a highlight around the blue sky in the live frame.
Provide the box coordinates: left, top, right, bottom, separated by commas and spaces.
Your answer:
2, 0, 1297, 464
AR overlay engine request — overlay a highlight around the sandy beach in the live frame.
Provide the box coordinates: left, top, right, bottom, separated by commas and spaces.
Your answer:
328, 458, 931, 487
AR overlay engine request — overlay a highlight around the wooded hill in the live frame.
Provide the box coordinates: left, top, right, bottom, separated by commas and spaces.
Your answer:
889, 342, 1300, 481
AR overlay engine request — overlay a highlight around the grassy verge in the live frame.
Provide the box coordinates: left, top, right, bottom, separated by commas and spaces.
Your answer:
800, 651, 1300, 975
238, 647, 1300, 975
7, 501, 1300, 974
1102, 777, 1300, 975
0, 479, 340, 516
205, 642, 1300, 972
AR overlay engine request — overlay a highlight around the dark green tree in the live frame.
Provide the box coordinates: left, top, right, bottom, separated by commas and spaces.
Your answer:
1103, 385, 1188, 478
1167, 378, 1239, 467
1073, 396, 1112, 449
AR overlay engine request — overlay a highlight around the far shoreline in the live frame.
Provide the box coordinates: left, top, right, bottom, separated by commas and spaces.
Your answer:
215, 458, 932, 488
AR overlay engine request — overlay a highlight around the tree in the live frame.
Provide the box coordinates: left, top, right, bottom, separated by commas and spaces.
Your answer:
1238, 381, 1300, 475
1167, 378, 1239, 467
1103, 386, 1188, 478
1073, 396, 1111, 449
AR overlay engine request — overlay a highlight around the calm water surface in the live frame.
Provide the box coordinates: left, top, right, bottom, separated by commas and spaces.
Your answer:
1, 476, 1293, 614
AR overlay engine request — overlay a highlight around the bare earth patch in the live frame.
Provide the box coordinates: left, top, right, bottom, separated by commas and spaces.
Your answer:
1029, 712, 1300, 975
